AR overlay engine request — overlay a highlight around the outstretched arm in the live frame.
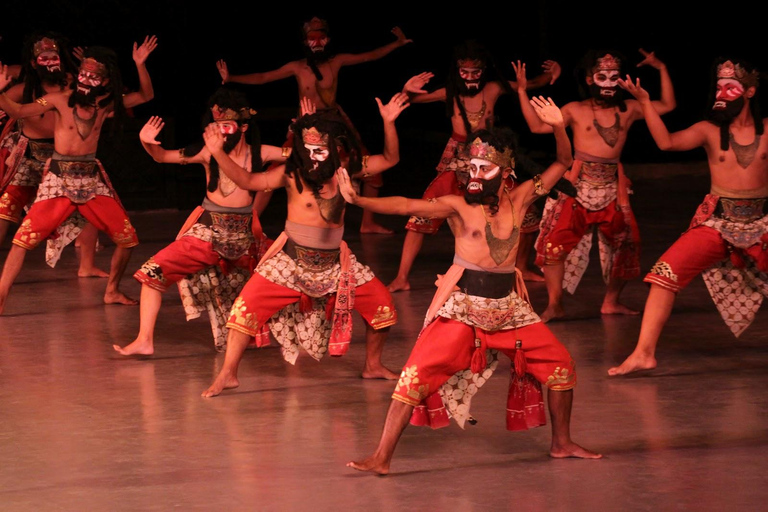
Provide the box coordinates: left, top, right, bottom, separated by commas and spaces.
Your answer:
361, 92, 410, 175
514, 61, 556, 133
123, 35, 158, 109
335, 27, 412, 67
507, 59, 561, 91
217, 58, 298, 86
619, 77, 704, 151
402, 72, 446, 103
635, 48, 676, 115
517, 97, 573, 208
203, 123, 286, 190
336, 167, 455, 218
0, 65, 57, 117
139, 116, 206, 165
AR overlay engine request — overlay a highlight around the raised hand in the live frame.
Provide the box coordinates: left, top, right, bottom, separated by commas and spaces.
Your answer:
0, 63, 13, 91
133, 35, 158, 65
403, 72, 433, 94
300, 96, 317, 117
335, 167, 359, 204
139, 116, 165, 145
203, 123, 225, 154
636, 48, 664, 70
72, 46, 85, 63
512, 60, 527, 91
391, 27, 413, 46
376, 91, 410, 123
216, 59, 229, 84
618, 75, 650, 102
542, 59, 561, 84
529, 96, 564, 127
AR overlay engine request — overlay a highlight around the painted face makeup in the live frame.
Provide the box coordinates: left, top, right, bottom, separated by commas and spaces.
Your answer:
305, 143, 330, 163
592, 69, 620, 96
714, 78, 745, 109
306, 31, 329, 53
36, 51, 61, 72
217, 121, 239, 135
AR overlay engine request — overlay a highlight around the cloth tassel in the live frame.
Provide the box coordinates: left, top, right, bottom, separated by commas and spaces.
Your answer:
470, 342, 487, 374
506, 370, 546, 431
513, 340, 527, 377
409, 393, 451, 429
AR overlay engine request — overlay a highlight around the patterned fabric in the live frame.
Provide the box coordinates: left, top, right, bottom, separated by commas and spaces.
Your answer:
535, 159, 640, 293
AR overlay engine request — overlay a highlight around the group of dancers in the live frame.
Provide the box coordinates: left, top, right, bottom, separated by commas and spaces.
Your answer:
1, 16, 766, 474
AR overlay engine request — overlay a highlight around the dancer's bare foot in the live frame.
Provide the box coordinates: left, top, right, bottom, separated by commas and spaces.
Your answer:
78, 267, 109, 278
550, 441, 603, 459
607, 351, 657, 376
360, 223, 394, 235
387, 276, 410, 293
540, 304, 565, 323
520, 268, 545, 282
113, 338, 154, 356
201, 373, 240, 397
346, 455, 390, 475
361, 365, 399, 380
601, 302, 640, 315
104, 291, 139, 305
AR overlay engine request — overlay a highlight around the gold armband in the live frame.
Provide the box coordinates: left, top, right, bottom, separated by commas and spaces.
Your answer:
533, 174, 549, 196
178, 148, 187, 165
281, 147, 291, 158
362, 154, 369, 169
35, 97, 48, 106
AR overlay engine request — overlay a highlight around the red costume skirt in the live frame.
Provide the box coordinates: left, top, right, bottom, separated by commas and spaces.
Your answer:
225, 272, 396, 338
134, 236, 257, 292
392, 317, 576, 406
0, 184, 36, 224
12, 195, 138, 250
644, 225, 731, 293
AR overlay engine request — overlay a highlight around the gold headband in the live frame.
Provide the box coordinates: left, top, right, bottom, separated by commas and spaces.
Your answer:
79, 57, 107, 77
211, 105, 256, 121
33, 37, 59, 57
302, 126, 329, 146
593, 54, 621, 73
468, 137, 515, 169
717, 60, 759, 88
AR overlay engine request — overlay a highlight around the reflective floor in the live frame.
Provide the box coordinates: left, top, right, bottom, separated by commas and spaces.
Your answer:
1, 162, 767, 512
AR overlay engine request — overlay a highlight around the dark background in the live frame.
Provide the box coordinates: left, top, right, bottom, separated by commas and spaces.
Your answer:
3, 1, 767, 210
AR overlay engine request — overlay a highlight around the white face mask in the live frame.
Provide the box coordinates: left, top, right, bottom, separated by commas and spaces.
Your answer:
305, 143, 330, 163
592, 69, 620, 95
306, 32, 329, 53
469, 157, 500, 180
36, 51, 61, 72
714, 78, 745, 109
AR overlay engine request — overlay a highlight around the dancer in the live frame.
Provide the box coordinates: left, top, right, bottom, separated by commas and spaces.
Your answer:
114, 87, 289, 356
201, 92, 410, 397
217, 16, 412, 234
0, 43, 156, 314
517, 48, 676, 321
388, 39, 560, 292
609, 57, 767, 376
341, 96, 601, 475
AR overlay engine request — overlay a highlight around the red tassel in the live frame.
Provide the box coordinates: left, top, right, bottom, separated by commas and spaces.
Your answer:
470, 336, 486, 374
730, 249, 746, 269
514, 340, 527, 377
299, 293, 313, 313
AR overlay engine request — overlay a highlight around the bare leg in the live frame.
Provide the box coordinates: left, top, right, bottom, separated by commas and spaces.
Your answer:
347, 399, 414, 475
359, 183, 394, 234
361, 325, 398, 380
201, 329, 252, 397
608, 284, 675, 376
517, 231, 544, 282
387, 230, 424, 292
113, 285, 162, 355
77, 223, 109, 278
0, 244, 29, 315
103, 246, 137, 305
540, 262, 566, 322
601, 277, 639, 315
548, 389, 602, 459
253, 190, 274, 217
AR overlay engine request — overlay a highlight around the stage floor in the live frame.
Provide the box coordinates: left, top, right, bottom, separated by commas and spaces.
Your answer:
1, 163, 767, 511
